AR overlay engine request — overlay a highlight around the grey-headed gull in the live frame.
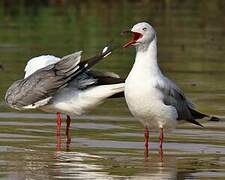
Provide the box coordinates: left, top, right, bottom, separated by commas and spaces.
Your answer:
122, 22, 216, 158
5, 45, 125, 140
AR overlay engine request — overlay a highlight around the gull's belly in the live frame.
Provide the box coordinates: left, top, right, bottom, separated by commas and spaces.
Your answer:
125, 78, 178, 129
42, 83, 124, 115
125, 83, 161, 119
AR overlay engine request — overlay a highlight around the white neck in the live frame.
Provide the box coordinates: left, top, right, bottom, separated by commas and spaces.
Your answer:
133, 37, 162, 76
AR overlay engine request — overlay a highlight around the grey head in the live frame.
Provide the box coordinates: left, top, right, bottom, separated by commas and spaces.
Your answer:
123, 22, 156, 50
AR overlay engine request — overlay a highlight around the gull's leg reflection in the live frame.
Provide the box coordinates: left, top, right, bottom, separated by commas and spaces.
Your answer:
66, 115, 72, 151
159, 147, 164, 162
56, 112, 62, 136
56, 112, 62, 151
159, 127, 164, 162
56, 130, 62, 151
144, 127, 149, 159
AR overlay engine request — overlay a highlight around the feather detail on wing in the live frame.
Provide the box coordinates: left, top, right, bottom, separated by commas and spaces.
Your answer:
87, 70, 125, 85
5, 44, 118, 110
67, 70, 125, 90
156, 77, 207, 126
5, 51, 82, 109
87, 70, 125, 98
24, 55, 61, 78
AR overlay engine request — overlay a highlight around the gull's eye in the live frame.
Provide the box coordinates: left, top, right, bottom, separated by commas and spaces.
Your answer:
143, 27, 147, 31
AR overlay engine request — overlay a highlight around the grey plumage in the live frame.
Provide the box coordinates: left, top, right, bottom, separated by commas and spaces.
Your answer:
5, 45, 124, 111
5, 51, 82, 109
66, 70, 124, 90
156, 77, 207, 126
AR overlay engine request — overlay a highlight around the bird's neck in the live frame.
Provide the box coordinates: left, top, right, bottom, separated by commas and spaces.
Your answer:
134, 37, 161, 76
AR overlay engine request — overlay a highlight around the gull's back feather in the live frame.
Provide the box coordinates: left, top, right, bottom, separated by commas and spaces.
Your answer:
5, 51, 82, 109
156, 77, 207, 126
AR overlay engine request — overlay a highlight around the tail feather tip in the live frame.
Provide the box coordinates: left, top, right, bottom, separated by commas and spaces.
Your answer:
209, 116, 221, 122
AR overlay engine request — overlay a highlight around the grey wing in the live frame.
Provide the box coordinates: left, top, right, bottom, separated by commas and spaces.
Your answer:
68, 70, 125, 90
89, 70, 125, 98
87, 70, 125, 85
156, 77, 206, 125
5, 51, 82, 109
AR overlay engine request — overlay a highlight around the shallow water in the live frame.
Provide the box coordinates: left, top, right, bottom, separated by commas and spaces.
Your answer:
0, 113, 224, 179
0, 1, 225, 179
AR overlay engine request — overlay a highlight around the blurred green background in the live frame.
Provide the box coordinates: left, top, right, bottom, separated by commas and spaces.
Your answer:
0, 0, 225, 116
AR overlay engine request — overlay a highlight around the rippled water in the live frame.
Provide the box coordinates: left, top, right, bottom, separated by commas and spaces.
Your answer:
0, 1, 225, 179
0, 113, 224, 179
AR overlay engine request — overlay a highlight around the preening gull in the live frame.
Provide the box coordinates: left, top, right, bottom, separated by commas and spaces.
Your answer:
5, 45, 125, 141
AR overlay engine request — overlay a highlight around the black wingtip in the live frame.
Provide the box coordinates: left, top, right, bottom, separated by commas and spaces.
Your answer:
209, 116, 221, 122
188, 119, 204, 127
72, 42, 119, 78
100, 42, 119, 57
189, 108, 209, 119
192, 120, 204, 127
197, 122, 204, 127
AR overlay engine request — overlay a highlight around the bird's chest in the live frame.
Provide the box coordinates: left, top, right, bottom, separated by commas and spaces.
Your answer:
125, 71, 162, 119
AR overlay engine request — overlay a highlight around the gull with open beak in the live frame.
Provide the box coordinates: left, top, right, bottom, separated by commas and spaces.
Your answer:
122, 22, 217, 159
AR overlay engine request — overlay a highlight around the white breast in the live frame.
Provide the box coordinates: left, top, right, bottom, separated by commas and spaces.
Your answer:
125, 71, 177, 130
124, 52, 177, 130
125, 67, 160, 117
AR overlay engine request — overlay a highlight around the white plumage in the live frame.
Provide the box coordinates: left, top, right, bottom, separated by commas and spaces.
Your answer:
123, 22, 208, 156
125, 23, 178, 131
42, 82, 124, 115
24, 55, 60, 78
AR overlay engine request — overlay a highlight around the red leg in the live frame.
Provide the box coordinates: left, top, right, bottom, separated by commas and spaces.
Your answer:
56, 112, 62, 136
144, 127, 149, 158
159, 127, 164, 161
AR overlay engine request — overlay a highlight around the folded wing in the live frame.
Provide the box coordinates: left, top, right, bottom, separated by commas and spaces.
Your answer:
156, 77, 207, 126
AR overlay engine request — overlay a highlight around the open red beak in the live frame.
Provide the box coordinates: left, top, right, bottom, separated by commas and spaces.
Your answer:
122, 30, 143, 48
